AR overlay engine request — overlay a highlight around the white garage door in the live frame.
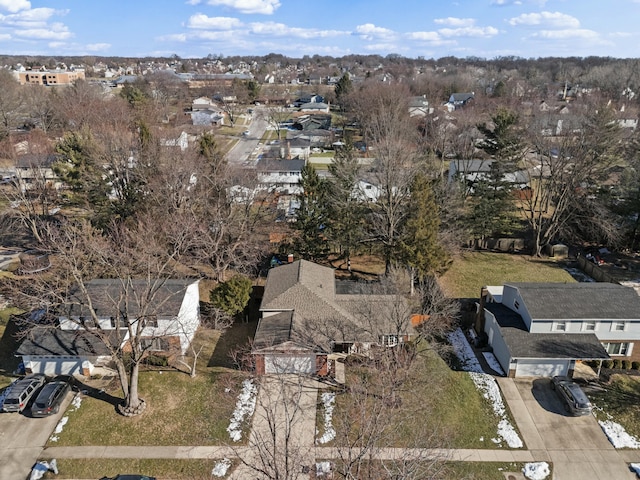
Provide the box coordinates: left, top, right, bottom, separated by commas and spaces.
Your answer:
27, 356, 84, 376
515, 359, 569, 377
264, 354, 315, 374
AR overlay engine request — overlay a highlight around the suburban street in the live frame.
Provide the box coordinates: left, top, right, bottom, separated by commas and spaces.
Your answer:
225, 108, 269, 166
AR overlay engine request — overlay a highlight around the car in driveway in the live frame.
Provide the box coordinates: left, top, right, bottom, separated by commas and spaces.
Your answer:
551, 376, 593, 416
1, 374, 47, 413
31, 380, 71, 417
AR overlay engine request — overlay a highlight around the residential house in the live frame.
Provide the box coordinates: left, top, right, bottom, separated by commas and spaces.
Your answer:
446, 92, 474, 110
191, 109, 225, 127
253, 260, 413, 375
299, 102, 330, 113
13, 154, 63, 192
17, 279, 200, 376
475, 282, 640, 377
409, 95, 431, 117
256, 157, 306, 195
447, 159, 530, 191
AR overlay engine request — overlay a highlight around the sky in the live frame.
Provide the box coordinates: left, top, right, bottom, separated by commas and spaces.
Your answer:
1, 0, 639, 60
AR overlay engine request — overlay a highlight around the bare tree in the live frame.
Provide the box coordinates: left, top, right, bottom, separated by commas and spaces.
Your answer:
0, 69, 24, 139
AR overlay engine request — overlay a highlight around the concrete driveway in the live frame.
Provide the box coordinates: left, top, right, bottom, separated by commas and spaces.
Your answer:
0, 391, 73, 480
501, 377, 638, 480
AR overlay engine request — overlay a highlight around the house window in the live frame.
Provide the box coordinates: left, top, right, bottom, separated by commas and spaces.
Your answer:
553, 321, 567, 332
514, 300, 520, 309
612, 321, 626, 332
142, 316, 158, 328
141, 337, 169, 351
110, 316, 126, 329
582, 321, 597, 332
603, 342, 630, 356
379, 335, 399, 347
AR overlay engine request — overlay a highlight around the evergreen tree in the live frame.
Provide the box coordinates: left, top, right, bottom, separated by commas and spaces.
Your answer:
289, 165, 329, 261
335, 73, 352, 103
400, 173, 449, 277
210, 275, 253, 317
325, 140, 365, 266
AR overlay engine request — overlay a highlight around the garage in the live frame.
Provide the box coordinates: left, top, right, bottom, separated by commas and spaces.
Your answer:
23, 355, 88, 376
264, 354, 316, 374
514, 358, 569, 377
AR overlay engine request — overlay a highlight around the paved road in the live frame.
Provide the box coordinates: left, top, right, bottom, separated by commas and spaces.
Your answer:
500, 377, 640, 480
225, 109, 268, 166
0, 391, 73, 480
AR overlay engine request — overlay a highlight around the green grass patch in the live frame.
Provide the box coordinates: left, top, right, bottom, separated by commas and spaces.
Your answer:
332, 347, 514, 449
439, 252, 576, 298
0, 306, 22, 327
40, 458, 219, 479
445, 461, 530, 479
50, 327, 251, 447
588, 374, 640, 439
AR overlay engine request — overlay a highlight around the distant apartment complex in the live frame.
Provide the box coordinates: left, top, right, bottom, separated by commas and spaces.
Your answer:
14, 69, 85, 86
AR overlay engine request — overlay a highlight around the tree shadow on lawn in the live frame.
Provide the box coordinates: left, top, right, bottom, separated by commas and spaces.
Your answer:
208, 319, 258, 369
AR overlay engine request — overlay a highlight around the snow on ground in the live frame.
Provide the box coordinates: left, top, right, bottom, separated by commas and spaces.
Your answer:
598, 419, 640, 449
564, 267, 595, 283
631, 463, 640, 476
227, 379, 257, 442
211, 458, 231, 477
70, 394, 82, 411
316, 461, 332, 477
316, 392, 336, 444
49, 416, 69, 442
482, 352, 505, 376
522, 461, 550, 480
447, 328, 523, 448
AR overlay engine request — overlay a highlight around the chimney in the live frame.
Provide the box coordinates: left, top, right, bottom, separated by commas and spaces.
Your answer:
287, 253, 294, 263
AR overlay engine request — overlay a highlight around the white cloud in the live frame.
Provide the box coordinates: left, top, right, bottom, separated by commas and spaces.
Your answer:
15, 22, 71, 40
438, 26, 499, 38
355, 23, 395, 40
249, 21, 347, 39
187, 14, 242, 29
0, 0, 30, 13
407, 31, 441, 42
532, 28, 600, 40
508, 11, 580, 29
0, 7, 58, 27
86, 43, 111, 52
434, 17, 475, 27
186, 0, 202, 4
491, 0, 523, 5
0, 33, 10, 40
363, 43, 406, 52
205, 0, 280, 14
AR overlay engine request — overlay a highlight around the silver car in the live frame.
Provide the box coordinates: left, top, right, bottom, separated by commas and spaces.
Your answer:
2, 374, 47, 413
551, 376, 593, 416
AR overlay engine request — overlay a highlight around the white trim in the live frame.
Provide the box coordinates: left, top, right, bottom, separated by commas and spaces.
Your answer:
581, 321, 597, 332
611, 321, 627, 332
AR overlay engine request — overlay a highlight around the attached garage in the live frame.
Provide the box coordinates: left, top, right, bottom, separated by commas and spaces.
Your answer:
22, 355, 91, 376
264, 354, 316, 374
514, 359, 570, 377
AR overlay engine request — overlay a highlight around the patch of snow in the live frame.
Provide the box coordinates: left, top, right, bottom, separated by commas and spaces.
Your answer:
49, 416, 68, 442
212, 458, 231, 477
316, 461, 332, 477
598, 419, 640, 448
522, 461, 550, 480
70, 395, 82, 410
564, 267, 595, 282
630, 463, 640, 476
316, 392, 336, 444
482, 352, 505, 376
448, 328, 523, 448
227, 379, 257, 442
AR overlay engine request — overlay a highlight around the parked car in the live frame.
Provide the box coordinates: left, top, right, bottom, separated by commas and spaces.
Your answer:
1, 374, 46, 413
31, 380, 71, 417
100, 475, 156, 480
551, 376, 593, 416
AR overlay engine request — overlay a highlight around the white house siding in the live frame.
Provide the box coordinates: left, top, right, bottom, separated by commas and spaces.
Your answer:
501, 285, 533, 329
483, 312, 511, 374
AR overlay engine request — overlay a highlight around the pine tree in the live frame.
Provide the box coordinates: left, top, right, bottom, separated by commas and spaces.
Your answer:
400, 173, 449, 277
289, 165, 330, 261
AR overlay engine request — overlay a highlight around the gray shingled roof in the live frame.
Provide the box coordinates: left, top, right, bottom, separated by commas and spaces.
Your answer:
256, 158, 306, 173
17, 329, 113, 357
486, 303, 609, 360
68, 279, 194, 319
256, 260, 412, 352
508, 282, 640, 320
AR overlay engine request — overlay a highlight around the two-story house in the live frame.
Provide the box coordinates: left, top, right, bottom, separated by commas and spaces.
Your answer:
17, 279, 200, 376
476, 282, 640, 377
